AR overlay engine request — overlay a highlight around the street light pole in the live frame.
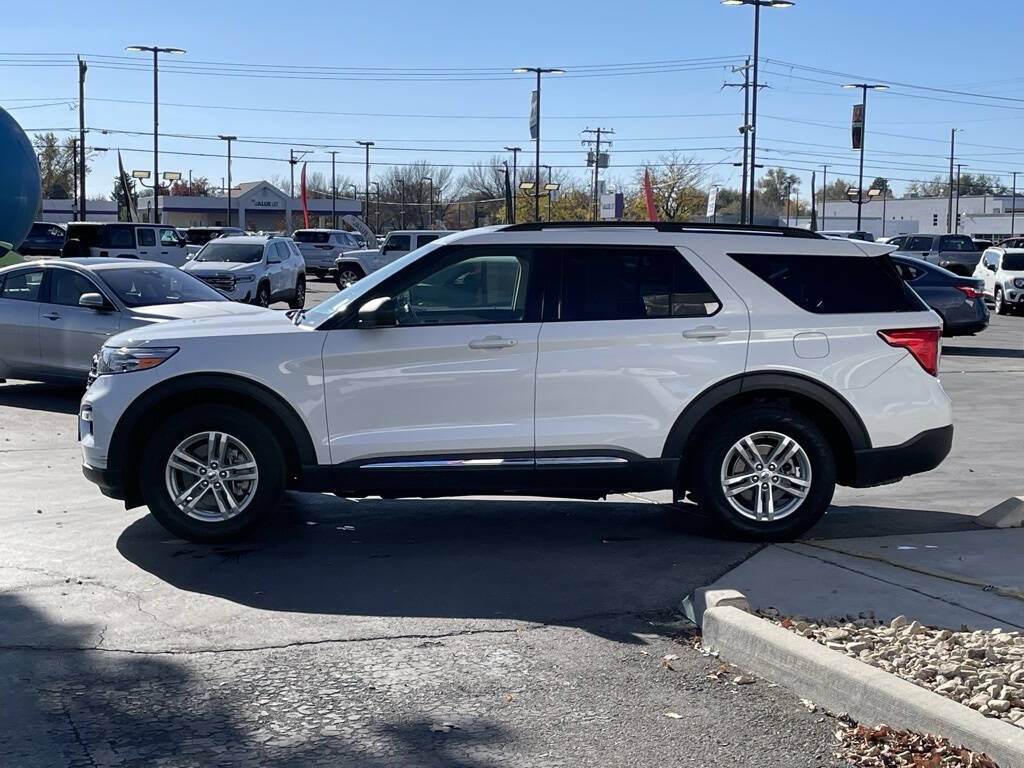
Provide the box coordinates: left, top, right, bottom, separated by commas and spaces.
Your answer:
820, 163, 828, 230
947, 128, 960, 232
504, 146, 521, 213
955, 163, 965, 234
357, 141, 374, 226
329, 150, 338, 228
842, 82, 888, 230
422, 177, 434, 227
396, 179, 406, 229
125, 44, 185, 224
218, 136, 236, 227
514, 66, 565, 222
722, 0, 793, 224
1012, 171, 1018, 237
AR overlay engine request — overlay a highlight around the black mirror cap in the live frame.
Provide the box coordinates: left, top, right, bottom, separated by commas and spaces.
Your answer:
358, 296, 396, 328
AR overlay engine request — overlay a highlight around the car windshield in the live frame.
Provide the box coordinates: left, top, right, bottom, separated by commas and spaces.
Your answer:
100, 267, 227, 307
299, 239, 446, 327
194, 242, 264, 263
1002, 253, 1024, 271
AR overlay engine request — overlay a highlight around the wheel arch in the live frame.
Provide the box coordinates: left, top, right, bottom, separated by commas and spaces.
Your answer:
108, 372, 318, 507
662, 372, 871, 488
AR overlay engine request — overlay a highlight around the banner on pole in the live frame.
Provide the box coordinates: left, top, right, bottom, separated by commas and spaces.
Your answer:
529, 91, 539, 140
851, 104, 864, 150
706, 186, 719, 219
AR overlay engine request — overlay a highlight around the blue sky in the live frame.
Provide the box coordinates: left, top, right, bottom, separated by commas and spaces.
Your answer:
5, 0, 1023, 201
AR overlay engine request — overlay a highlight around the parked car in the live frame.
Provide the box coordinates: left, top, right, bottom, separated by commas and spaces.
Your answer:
998, 237, 1024, 249
973, 247, 1024, 315
183, 227, 245, 256
291, 229, 363, 280
17, 222, 66, 256
333, 229, 452, 289
877, 235, 911, 247
81, 222, 952, 545
891, 255, 988, 336
62, 223, 189, 267
891, 233, 981, 275
819, 230, 875, 242
181, 234, 306, 309
972, 239, 994, 252
0, 259, 259, 384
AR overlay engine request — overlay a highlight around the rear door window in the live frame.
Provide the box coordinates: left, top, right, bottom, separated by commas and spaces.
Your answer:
730, 253, 926, 314
559, 246, 721, 321
137, 228, 157, 247
107, 225, 136, 249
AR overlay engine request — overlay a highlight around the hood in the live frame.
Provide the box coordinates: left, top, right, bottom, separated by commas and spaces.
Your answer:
109, 306, 309, 347
337, 247, 379, 260
126, 301, 266, 323
183, 261, 260, 273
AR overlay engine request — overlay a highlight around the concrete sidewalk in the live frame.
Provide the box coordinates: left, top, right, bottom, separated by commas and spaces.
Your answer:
707, 527, 1024, 630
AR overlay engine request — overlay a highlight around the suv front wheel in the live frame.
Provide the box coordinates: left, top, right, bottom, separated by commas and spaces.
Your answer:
689, 405, 836, 541
139, 405, 286, 543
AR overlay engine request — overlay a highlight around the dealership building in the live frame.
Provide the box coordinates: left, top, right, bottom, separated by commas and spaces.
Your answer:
136, 180, 363, 231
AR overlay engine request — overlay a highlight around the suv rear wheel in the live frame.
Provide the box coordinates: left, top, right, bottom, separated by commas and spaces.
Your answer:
139, 405, 286, 543
689, 405, 836, 541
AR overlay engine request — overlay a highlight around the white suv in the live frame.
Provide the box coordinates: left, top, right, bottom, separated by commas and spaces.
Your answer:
80, 223, 953, 544
973, 247, 1024, 314
181, 234, 306, 308
333, 229, 451, 289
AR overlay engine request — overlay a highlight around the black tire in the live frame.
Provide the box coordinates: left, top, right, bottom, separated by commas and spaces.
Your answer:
254, 281, 271, 308
995, 287, 1007, 315
334, 264, 364, 290
689, 405, 836, 541
288, 276, 306, 309
139, 405, 286, 543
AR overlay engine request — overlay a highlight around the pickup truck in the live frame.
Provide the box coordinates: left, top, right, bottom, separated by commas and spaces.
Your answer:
890, 233, 982, 276
332, 229, 451, 288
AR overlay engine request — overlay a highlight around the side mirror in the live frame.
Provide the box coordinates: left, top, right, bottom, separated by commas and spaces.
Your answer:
358, 296, 396, 328
79, 293, 108, 310
380, 246, 388, 255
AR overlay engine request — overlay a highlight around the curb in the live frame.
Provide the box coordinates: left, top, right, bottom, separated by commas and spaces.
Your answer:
978, 497, 1024, 529
696, 595, 1024, 768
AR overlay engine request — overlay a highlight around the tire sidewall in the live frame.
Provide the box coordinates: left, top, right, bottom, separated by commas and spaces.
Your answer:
692, 406, 836, 541
255, 282, 271, 307
140, 405, 286, 543
289, 276, 306, 309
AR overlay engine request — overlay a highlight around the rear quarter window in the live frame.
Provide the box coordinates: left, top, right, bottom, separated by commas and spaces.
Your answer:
730, 253, 927, 314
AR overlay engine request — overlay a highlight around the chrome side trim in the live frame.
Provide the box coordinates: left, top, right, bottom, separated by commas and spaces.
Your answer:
359, 458, 535, 470
536, 456, 629, 466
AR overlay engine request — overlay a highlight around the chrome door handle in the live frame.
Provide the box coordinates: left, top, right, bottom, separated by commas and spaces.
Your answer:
469, 335, 518, 350
682, 325, 729, 340
42, 312, 61, 321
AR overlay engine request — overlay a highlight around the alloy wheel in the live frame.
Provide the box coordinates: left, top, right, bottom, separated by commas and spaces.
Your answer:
719, 431, 812, 522
164, 431, 259, 522
338, 269, 361, 289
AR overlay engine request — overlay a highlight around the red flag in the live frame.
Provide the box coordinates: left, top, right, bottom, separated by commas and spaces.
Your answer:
644, 168, 659, 222
300, 162, 309, 228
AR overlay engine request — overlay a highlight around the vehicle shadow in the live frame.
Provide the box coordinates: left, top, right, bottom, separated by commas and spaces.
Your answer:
0, 381, 82, 415
117, 494, 754, 642
808, 503, 979, 539
0, 593, 518, 766
943, 345, 1023, 359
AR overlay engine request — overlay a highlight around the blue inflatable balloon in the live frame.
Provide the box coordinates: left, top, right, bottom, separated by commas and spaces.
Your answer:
0, 106, 42, 250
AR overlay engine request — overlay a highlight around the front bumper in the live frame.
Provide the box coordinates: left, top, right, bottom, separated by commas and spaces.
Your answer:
83, 463, 127, 501
850, 424, 953, 487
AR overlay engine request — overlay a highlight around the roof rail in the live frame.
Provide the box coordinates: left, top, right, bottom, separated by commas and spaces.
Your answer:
500, 221, 824, 239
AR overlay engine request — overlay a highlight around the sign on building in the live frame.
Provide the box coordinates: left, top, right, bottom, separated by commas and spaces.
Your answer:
600, 193, 624, 220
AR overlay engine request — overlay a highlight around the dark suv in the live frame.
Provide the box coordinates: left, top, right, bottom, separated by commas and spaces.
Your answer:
18, 222, 66, 256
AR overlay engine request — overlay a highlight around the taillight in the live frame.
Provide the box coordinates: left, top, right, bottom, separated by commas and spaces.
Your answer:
878, 328, 941, 377
954, 285, 982, 299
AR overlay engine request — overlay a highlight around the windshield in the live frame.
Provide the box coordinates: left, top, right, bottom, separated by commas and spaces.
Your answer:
100, 267, 226, 307
1003, 253, 1024, 271
195, 242, 264, 263
300, 239, 446, 327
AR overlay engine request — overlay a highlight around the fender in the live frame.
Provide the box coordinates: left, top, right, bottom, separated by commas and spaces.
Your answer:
107, 372, 319, 473
661, 371, 871, 459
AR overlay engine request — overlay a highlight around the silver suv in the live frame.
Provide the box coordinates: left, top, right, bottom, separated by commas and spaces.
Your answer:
181, 235, 306, 308
292, 229, 363, 280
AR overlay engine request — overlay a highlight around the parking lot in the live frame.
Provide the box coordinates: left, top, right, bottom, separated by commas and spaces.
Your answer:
1, 278, 1021, 767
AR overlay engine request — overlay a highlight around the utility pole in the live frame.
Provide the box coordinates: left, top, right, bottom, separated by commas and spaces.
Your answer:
219, 136, 235, 227
723, 58, 754, 224
396, 179, 406, 229
1012, 171, 1018, 237
78, 56, 87, 221
955, 163, 965, 234
582, 127, 613, 222
329, 151, 338, 228
504, 146, 521, 213
947, 128, 959, 232
821, 164, 828, 230
71, 139, 79, 221
357, 141, 374, 225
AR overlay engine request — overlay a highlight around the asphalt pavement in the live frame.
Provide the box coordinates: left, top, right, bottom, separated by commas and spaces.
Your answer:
0, 278, 1019, 767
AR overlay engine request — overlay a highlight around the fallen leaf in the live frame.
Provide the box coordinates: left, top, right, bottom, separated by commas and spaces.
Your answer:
664, 712, 683, 719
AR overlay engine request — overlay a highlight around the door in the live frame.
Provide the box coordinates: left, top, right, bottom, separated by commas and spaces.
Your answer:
375, 233, 411, 270
37, 268, 121, 379
0, 268, 45, 376
322, 245, 540, 464
268, 242, 290, 298
534, 245, 750, 460
158, 227, 187, 266
135, 227, 157, 260
979, 250, 999, 297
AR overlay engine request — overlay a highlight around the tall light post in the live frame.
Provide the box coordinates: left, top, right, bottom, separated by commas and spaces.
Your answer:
1012, 171, 1019, 237
422, 177, 434, 227
721, 0, 793, 224
396, 179, 406, 229
125, 44, 186, 224
841, 82, 888, 230
504, 146, 521, 212
955, 163, 967, 234
513, 66, 564, 222
947, 128, 961, 232
370, 181, 380, 232
328, 150, 338, 228
218, 135, 236, 227
356, 140, 374, 224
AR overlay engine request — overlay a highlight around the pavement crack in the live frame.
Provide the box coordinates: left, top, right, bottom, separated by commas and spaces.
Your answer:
61, 702, 97, 768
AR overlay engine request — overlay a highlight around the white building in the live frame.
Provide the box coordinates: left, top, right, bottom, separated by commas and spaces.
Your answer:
136, 180, 363, 231
41, 198, 118, 224
807, 194, 1024, 239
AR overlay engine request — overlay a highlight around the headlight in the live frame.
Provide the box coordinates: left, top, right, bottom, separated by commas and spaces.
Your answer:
1014, 278, 1024, 289
95, 346, 178, 375
235, 274, 255, 283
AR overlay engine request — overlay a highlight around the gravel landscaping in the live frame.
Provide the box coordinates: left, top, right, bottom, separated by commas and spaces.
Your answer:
762, 609, 1024, 729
